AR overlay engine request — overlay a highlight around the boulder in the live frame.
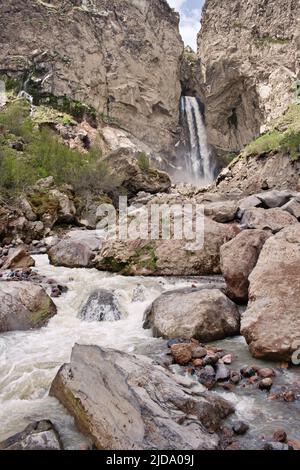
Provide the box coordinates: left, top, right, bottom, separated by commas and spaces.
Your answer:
220, 229, 271, 303
50, 344, 234, 450
79, 289, 122, 322
255, 190, 295, 209
106, 148, 171, 196
0, 420, 63, 450
241, 225, 300, 361
49, 189, 76, 224
143, 288, 240, 341
48, 239, 95, 268
204, 201, 237, 223
1, 247, 35, 271
241, 207, 297, 233
0, 281, 57, 332
95, 217, 240, 276
281, 198, 300, 219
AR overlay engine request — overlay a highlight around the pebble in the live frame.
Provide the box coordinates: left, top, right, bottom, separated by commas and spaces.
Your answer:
215, 363, 230, 381
273, 430, 287, 443
259, 378, 273, 390
191, 346, 207, 359
258, 368, 275, 378
241, 366, 256, 378
232, 421, 249, 436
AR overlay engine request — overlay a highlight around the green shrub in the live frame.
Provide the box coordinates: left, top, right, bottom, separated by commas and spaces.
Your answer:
280, 131, 300, 161
137, 152, 150, 172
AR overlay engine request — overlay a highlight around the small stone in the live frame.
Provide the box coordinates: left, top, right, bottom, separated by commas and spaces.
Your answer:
170, 343, 192, 365
196, 365, 216, 389
248, 375, 259, 385
263, 442, 291, 451
221, 354, 234, 364
258, 368, 275, 378
230, 371, 241, 384
241, 366, 256, 378
203, 354, 219, 366
191, 346, 207, 359
273, 430, 287, 443
167, 338, 187, 348
232, 421, 249, 436
192, 359, 203, 367
283, 391, 295, 402
259, 378, 273, 390
215, 363, 230, 381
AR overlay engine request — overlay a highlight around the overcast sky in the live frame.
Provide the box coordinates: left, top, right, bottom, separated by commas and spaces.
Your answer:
167, 0, 204, 51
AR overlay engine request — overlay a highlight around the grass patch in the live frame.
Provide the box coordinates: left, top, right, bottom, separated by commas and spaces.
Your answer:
137, 152, 150, 172
255, 36, 291, 46
243, 104, 300, 161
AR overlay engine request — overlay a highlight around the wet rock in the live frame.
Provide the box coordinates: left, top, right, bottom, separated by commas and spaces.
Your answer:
259, 378, 273, 390
0, 281, 57, 332
50, 344, 234, 450
48, 239, 95, 268
221, 354, 234, 365
215, 363, 230, 381
144, 288, 240, 342
232, 421, 249, 436
220, 229, 271, 303
79, 289, 122, 322
258, 368, 275, 378
240, 366, 256, 378
1, 247, 35, 271
192, 346, 208, 359
241, 225, 300, 361
193, 359, 204, 367
0, 420, 63, 450
241, 207, 297, 233
230, 371, 241, 384
170, 343, 193, 365
263, 442, 291, 451
132, 284, 146, 302
203, 354, 219, 366
196, 365, 216, 389
273, 430, 287, 443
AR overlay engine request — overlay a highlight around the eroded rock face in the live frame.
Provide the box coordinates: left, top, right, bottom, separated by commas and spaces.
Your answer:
0, 0, 183, 155
241, 224, 300, 361
0, 281, 57, 332
0, 420, 63, 451
220, 229, 271, 303
1, 247, 35, 271
143, 288, 240, 341
198, 0, 299, 152
50, 344, 234, 450
48, 239, 95, 268
106, 148, 171, 196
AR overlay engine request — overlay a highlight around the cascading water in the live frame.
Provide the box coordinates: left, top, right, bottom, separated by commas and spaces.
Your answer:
181, 96, 216, 186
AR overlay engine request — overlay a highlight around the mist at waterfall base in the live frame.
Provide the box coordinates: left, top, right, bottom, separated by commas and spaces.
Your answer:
177, 96, 217, 186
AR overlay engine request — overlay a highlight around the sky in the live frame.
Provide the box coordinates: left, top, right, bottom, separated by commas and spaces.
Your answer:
167, 0, 204, 51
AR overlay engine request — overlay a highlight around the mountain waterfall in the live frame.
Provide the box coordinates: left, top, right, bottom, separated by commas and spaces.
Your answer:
181, 96, 216, 185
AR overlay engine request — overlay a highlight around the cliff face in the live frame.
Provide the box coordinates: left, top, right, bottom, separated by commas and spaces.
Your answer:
0, 0, 183, 155
198, 0, 300, 153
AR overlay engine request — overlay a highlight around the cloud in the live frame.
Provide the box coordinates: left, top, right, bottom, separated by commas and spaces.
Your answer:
168, 0, 202, 51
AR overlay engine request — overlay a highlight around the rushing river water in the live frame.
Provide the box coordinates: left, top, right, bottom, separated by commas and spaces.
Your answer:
0, 255, 299, 449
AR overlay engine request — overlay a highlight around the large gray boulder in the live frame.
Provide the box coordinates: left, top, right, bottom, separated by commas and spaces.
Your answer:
0, 281, 57, 332
48, 239, 95, 268
143, 288, 240, 341
241, 224, 300, 361
50, 344, 234, 450
241, 207, 297, 233
220, 229, 271, 303
0, 420, 63, 450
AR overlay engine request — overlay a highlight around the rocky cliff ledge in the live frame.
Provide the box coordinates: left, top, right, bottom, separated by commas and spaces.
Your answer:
0, 0, 183, 155
198, 0, 300, 153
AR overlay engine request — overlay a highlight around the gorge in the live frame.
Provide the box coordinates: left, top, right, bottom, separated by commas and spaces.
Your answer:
0, 0, 300, 453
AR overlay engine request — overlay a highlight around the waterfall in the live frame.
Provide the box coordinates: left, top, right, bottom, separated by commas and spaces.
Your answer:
181, 96, 216, 186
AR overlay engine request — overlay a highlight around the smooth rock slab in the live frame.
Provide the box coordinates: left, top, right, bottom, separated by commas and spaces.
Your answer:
241, 224, 300, 361
0, 281, 57, 332
0, 420, 63, 450
50, 344, 234, 450
143, 288, 240, 341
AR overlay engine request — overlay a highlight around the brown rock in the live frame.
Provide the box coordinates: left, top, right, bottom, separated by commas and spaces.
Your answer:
273, 430, 287, 443
241, 207, 297, 233
170, 343, 193, 365
258, 368, 275, 378
220, 229, 271, 303
1, 247, 35, 271
259, 378, 273, 390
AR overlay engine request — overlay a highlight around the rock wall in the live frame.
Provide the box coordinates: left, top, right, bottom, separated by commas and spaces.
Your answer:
198, 0, 300, 153
0, 0, 183, 155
